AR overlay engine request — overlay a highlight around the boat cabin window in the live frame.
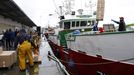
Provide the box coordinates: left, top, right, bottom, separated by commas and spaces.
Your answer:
64, 22, 70, 29
72, 21, 75, 27
87, 21, 91, 26
59, 22, 63, 28
76, 21, 79, 27
91, 20, 95, 26
80, 21, 87, 26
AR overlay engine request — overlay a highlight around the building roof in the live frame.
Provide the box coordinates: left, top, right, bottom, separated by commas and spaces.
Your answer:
0, 0, 36, 27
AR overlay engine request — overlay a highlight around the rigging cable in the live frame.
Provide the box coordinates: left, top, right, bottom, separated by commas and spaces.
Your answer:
52, 0, 60, 16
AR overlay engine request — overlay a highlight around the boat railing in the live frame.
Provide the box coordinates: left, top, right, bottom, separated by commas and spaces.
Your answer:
48, 54, 70, 75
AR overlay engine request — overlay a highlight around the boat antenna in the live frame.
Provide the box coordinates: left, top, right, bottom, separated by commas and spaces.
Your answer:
59, 6, 65, 20
62, 0, 75, 15
59, 6, 63, 16
85, 0, 96, 15
77, 9, 83, 15
52, 0, 60, 16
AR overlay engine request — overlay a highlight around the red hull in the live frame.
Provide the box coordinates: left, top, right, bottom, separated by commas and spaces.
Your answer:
49, 41, 134, 75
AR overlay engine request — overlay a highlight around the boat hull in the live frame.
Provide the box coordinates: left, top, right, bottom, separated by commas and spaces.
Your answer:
66, 31, 134, 63
48, 40, 134, 75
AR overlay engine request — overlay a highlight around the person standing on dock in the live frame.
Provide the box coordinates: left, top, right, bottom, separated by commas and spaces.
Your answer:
111, 17, 126, 31
17, 29, 34, 71
93, 21, 99, 31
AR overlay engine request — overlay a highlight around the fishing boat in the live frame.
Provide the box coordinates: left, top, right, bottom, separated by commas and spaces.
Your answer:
47, 0, 134, 75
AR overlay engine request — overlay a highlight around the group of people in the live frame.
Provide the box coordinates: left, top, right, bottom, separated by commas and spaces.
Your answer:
1, 28, 40, 71
2, 28, 19, 50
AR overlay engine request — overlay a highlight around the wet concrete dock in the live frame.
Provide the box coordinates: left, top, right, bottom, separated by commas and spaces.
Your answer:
0, 37, 64, 75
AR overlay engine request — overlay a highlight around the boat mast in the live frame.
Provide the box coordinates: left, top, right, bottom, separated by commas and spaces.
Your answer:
63, 0, 74, 15
59, 6, 63, 16
85, 0, 96, 15
59, 0, 75, 20
59, 6, 64, 20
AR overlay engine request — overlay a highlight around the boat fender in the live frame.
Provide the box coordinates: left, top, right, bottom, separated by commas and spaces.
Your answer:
99, 27, 104, 33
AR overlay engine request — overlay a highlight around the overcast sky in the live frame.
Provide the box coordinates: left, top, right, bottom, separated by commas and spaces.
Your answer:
13, 0, 134, 27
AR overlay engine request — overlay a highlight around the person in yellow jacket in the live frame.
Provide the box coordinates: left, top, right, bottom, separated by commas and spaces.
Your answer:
17, 29, 34, 71
18, 40, 34, 71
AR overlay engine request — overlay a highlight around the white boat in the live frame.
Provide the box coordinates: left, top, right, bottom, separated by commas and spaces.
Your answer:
47, 0, 134, 75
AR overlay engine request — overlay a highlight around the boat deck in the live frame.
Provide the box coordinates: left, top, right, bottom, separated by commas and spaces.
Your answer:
0, 36, 64, 75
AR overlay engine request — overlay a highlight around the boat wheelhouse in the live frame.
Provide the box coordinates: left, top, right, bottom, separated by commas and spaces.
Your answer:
59, 15, 96, 30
